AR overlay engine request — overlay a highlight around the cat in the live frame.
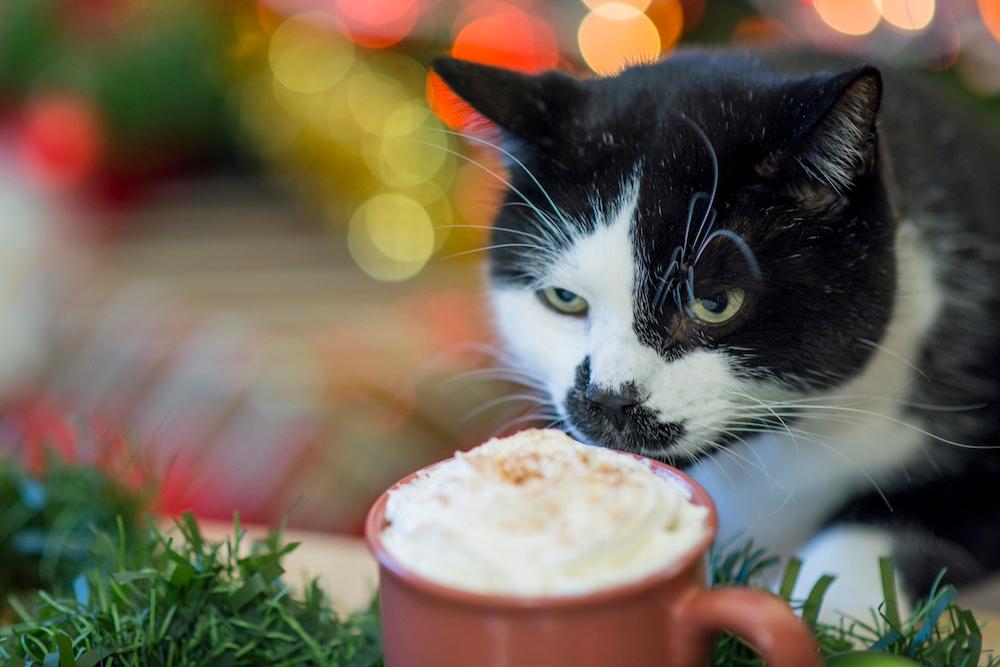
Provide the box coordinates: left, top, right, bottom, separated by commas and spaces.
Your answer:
433, 48, 1000, 620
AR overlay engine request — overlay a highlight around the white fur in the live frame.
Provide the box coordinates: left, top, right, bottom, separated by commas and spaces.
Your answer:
794, 524, 912, 626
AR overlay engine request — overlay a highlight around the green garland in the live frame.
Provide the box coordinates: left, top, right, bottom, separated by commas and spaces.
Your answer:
0, 458, 145, 618
0, 458, 996, 666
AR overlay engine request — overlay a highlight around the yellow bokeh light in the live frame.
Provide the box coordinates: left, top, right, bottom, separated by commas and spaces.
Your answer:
269, 12, 354, 94
347, 69, 411, 135
348, 194, 435, 281
362, 123, 450, 188
877, 0, 935, 31
583, 0, 652, 12
578, 4, 661, 75
382, 101, 430, 138
814, 0, 881, 36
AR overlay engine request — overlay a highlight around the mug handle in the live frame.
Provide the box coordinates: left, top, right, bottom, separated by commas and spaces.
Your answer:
665, 587, 822, 667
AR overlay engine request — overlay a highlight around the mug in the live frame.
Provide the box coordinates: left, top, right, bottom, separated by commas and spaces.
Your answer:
365, 456, 821, 667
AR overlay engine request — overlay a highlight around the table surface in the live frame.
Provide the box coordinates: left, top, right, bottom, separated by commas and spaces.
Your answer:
195, 521, 1000, 660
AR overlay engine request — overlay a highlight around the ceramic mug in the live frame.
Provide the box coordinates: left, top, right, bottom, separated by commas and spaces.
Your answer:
365, 456, 821, 667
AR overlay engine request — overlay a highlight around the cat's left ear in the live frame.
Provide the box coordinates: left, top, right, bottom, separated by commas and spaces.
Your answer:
432, 57, 585, 149
762, 66, 883, 200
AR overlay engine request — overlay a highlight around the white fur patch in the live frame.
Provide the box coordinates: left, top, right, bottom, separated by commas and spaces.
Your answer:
493, 178, 648, 410
794, 524, 911, 627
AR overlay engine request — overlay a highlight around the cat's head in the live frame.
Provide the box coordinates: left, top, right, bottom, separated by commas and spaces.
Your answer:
434, 51, 896, 461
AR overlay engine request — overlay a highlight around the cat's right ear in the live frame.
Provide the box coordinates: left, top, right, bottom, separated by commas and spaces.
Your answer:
432, 58, 584, 149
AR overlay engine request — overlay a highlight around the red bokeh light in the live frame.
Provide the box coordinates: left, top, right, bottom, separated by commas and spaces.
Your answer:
428, 2, 559, 129
19, 91, 103, 190
336, 0, 420, 49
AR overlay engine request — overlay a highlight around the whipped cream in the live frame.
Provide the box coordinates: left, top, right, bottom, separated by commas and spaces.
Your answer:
380, 429, 709, 596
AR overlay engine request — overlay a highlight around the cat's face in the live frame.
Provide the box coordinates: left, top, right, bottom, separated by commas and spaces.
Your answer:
435, 52, 897, 461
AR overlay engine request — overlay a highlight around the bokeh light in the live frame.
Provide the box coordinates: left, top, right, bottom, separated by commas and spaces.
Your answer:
583, 0, 653, 11
579, 3, 661, 75
347, 69, 411, 135
362, 126, 450, 189
336, 0, 420, 49
347, 194, 436, 281
20, 91, 103, 189
647, 0, 685, 52
427, 3, 559, 129
877, 0, 935, 31
268, 12, 354, 94
981, 0, 1000, 42
813, 0, 881, 36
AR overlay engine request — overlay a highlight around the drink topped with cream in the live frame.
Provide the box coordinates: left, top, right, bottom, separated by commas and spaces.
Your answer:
380, 429, 709, 596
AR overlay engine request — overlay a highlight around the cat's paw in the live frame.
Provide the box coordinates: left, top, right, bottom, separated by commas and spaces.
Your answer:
792, 524, 911, 631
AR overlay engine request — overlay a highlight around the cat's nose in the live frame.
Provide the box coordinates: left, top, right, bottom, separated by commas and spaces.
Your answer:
585, 385, 641, 431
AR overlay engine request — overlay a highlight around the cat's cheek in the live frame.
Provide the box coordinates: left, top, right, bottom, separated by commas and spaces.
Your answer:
490, 287, 586, 408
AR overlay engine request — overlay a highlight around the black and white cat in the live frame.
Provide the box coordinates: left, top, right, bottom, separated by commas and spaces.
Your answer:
433, 49, 1000, 619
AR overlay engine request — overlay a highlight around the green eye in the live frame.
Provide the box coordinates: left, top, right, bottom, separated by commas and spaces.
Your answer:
539, 287, 589, 316
690, 288, 746, 324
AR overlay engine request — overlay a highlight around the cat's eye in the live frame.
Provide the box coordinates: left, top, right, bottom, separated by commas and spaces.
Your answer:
538, 287, 589, 316
690, 288, 746, 324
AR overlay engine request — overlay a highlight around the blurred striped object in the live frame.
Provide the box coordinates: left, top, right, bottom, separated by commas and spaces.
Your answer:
1, 175, 529, 534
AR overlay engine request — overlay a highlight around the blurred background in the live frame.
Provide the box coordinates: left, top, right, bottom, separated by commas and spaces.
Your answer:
0, 0, 997, 534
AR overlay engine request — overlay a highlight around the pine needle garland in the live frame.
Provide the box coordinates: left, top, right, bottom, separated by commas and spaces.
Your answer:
0, 457, 997, 666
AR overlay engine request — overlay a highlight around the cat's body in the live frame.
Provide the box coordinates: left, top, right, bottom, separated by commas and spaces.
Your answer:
434, 49, 1000, 617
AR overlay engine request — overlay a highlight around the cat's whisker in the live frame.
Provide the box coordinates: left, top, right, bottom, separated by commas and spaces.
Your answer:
434, 223, 552, 247
732, 401, 996, 450
463, 392, 551, 423
442, 243, 554, 261
411, 139, 571, 249
857, 337, 930, 380
694, 229, 762, 278
732, 394, 985, 412
432, 127, 575, 231
492, 410, 562, 438
726, 424, 893, 511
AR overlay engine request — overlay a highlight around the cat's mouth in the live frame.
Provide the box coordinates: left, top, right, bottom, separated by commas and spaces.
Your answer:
562, 387, 687, 459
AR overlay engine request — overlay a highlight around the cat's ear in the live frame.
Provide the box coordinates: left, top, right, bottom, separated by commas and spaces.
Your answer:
761, 66, 883, 201
432, 57, 584, 149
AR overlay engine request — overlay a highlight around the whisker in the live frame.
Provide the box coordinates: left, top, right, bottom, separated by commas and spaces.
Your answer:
695, 229, 762, 278
463, 393, 550, 423
442, 243, 552, 261
410, 138, 571, 248
432, 127, 575, 231
434, 223, 552, 247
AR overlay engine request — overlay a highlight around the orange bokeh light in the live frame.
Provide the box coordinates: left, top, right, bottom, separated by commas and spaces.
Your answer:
583, 0, 653, 11
981, 0, 1000, 42
427, 3, 559, 129
578, 3, 661, 75
877, 0, 934, 31
814, 0, 881, 35
647, 0, 685, 52
336, 0, 420, 49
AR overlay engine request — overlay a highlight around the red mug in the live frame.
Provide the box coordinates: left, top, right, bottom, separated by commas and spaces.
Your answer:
365, 456, 821, 667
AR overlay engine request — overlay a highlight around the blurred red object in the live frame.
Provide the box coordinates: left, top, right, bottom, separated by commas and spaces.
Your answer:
337, 0, 421, 48
19, 92, 104, 191
427, 2, 559, 129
